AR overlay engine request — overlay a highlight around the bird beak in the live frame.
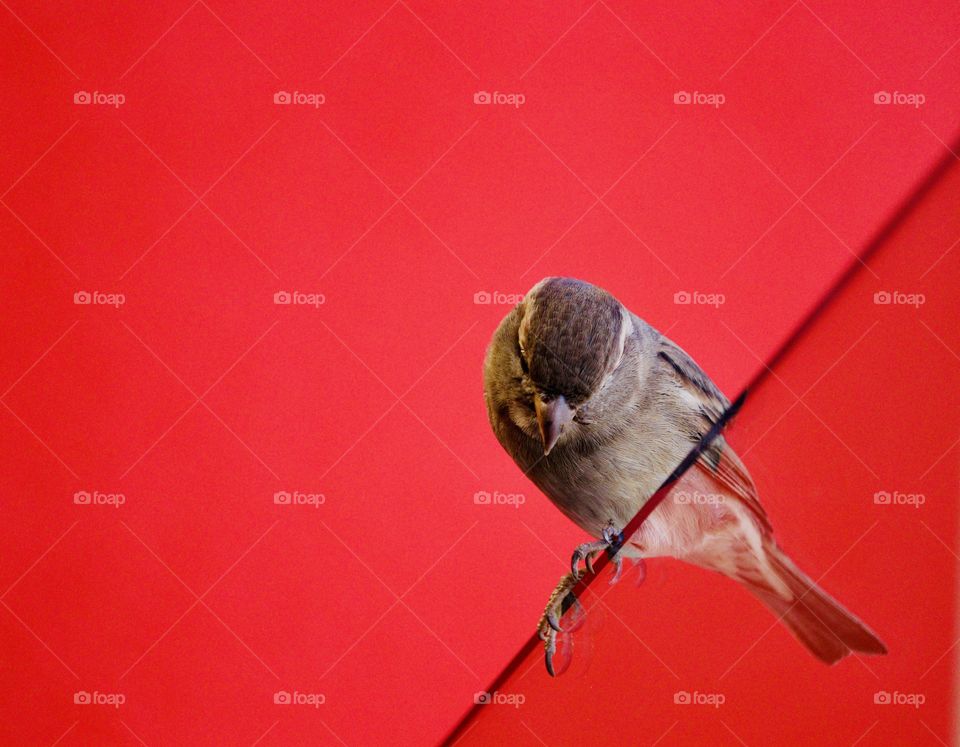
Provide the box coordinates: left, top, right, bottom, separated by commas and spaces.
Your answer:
534, 394, 575, 455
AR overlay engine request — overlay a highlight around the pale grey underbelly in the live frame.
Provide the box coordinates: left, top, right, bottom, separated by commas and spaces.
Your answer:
527, 440, 679, 537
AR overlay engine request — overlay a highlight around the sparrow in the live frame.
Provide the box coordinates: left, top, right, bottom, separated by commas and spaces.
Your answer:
482, 277, 886, 674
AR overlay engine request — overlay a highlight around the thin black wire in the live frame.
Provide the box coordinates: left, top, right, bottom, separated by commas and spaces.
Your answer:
441, 133, 960, 746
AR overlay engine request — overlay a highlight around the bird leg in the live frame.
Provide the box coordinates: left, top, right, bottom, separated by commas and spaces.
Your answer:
538, 525, 627, 676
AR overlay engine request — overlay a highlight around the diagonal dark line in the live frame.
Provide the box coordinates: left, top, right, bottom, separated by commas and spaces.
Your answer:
440, 129, 960, 747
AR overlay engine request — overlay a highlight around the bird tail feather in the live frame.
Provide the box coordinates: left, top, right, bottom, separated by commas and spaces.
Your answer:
743, 541, 887, 664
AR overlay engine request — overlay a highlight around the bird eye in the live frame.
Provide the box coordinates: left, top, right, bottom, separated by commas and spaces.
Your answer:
517, 338, 530, 375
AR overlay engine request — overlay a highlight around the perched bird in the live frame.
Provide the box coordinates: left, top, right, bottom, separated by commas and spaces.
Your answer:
483, 277, 886, 674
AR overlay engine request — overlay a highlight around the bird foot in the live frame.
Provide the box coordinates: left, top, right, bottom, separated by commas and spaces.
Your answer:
537, 571, 582, 677
538, 526, 628, 676
538, 527, 646, 675
571, 524, 624, 582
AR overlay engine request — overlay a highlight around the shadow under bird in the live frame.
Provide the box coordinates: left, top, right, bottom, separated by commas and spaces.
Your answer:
482, 277, 887, 675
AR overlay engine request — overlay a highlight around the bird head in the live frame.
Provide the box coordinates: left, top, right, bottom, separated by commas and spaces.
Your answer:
514, 277, 632, 455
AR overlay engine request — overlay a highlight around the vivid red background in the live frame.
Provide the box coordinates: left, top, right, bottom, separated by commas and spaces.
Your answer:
1, 1, 958, 745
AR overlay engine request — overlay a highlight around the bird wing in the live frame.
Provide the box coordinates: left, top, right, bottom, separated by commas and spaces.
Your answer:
656, 336, 773, 533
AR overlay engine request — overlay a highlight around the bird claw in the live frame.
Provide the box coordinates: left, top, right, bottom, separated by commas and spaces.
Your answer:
570, 524, 625, 580
608, 553, 624, 585
537, 572, 580, 677
546, 610, 562, 632
570, 540, 606, 577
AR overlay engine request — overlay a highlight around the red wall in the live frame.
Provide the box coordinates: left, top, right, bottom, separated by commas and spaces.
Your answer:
1, 1, 958, 744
